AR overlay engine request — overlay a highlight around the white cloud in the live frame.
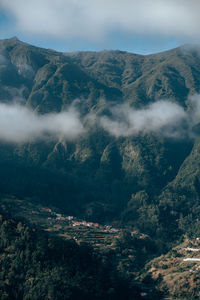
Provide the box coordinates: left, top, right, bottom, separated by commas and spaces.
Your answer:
0, 0, 200, 43
100, 100, 188, 138
0, 103, 84, 143
1, 96, 200, 143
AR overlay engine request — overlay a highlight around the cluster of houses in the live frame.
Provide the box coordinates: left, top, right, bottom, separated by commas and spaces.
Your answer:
40, 207, 119, 233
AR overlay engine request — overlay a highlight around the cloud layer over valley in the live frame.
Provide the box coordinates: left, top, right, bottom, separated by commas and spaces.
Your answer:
99, 100, 188, 138
0, 103, 84, 143
1, 95, 200, 143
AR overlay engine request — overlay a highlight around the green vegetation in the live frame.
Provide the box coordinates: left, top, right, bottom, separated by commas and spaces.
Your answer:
140, 239, 200, 299
1, 38, 200, 298
0, 212, 144, 300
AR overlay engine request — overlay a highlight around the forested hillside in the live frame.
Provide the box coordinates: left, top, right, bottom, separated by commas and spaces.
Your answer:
1, 37, 200, 249
0, 211, 145, 300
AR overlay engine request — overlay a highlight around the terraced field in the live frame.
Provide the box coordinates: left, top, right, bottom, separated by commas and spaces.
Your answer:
0, 194, 121, 249
140, 239, 200, 299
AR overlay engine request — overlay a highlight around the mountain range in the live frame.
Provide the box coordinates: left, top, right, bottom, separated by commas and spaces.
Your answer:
1, 37, 200, 244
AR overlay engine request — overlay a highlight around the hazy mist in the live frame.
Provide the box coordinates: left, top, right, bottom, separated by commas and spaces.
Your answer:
1, 95, 200, 143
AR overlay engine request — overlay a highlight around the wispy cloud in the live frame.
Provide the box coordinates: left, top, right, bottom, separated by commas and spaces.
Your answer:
99, 100, 188, 138
98, 95, 200, 139
0, 103, 84, 143
1, 95, 200, 143
0, 0, 200, 43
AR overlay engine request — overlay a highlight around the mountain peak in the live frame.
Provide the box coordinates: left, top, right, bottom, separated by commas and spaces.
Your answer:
9, 36, 19, 41
3, 36, 21, 43
0, 36, 21, 45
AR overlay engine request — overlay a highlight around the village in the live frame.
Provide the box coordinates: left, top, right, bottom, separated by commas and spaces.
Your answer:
40, 206, 120, 233
34, 206, 122, 248
0, 196, 124, 249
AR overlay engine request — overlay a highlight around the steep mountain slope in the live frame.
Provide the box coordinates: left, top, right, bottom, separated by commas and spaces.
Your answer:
0, 37, 200, 235
67, 45, 200, 107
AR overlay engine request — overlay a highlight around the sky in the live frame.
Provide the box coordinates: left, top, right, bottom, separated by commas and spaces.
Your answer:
0, 0, 199, 142
0, 0, 199, 54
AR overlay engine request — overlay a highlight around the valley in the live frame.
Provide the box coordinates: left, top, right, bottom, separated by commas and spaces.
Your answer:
1, 37, 200, 298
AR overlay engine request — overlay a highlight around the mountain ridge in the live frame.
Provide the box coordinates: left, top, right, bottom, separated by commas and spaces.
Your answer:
0, 37, 200, 243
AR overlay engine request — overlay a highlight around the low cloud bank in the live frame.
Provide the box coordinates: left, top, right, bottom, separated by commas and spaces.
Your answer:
0, 103, 84, 143
100, 100, 187, 138
99, 95, 200, 139
1, 95, 200, 143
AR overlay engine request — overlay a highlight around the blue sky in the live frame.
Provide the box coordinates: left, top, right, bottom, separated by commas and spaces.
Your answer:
0, 0, 199, 54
